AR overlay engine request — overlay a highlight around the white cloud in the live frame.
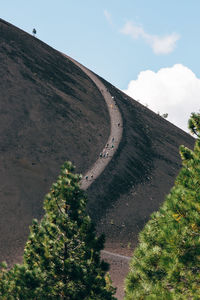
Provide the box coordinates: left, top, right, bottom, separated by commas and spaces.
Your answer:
151, 34, 180, 54
104, 10, 113, 26
120, 21, 180, 54
123, 64, 200, 132
121, 22, 145, 39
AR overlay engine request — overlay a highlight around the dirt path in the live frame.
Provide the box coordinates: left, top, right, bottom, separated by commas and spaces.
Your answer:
101, 250, 130, 299
102, 250, 131, 261
61, 54, 123, 190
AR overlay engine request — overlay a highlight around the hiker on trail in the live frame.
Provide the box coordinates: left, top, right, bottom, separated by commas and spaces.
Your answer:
112, 137, 114, 142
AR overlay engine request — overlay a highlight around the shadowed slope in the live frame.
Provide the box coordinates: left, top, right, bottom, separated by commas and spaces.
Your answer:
87, 77, 194, 251
0, 19, 109, 264
86, 78, 195, 299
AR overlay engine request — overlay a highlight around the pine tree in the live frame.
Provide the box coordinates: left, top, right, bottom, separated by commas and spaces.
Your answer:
0, 161, 116, 299
32, 28, 36, 36
125, 113, 200, 300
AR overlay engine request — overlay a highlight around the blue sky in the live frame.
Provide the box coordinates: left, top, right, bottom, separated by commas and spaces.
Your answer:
1, 1, 200, 131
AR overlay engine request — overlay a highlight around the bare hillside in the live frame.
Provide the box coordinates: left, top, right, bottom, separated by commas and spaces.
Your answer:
0, 18, 195, 299
0, 19, 109, 264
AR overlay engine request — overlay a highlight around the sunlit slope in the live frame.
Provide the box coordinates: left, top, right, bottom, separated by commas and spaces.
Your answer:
0, 19, 109, 264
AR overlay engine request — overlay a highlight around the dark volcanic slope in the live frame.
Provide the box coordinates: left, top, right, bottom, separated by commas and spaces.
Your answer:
87, 77, 195, 254
0, 19, 109, 264
0, 20, 195, 296
86, 79, 194, 298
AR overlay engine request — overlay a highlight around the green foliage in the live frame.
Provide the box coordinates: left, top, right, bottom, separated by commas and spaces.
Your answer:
0, 161, 116, 299
162, 113, 168, 119
32, 28, 36, 36
125, 113, 200, 299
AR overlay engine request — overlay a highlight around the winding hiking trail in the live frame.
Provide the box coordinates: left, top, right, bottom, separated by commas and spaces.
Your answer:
62, 54, 123, 190
62, 54, 129, 299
